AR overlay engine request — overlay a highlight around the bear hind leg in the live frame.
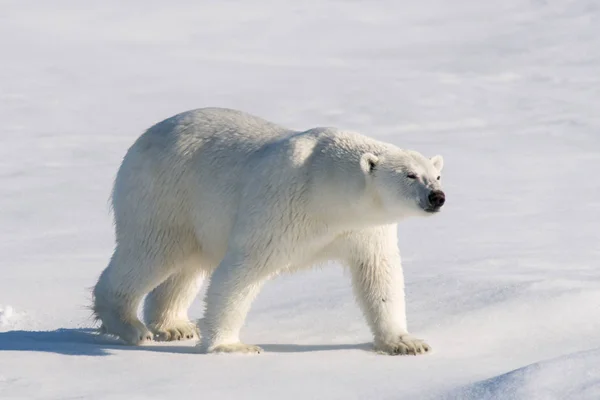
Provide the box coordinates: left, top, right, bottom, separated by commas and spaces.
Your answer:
143, 266, 206, 342
92, 249, 174, 345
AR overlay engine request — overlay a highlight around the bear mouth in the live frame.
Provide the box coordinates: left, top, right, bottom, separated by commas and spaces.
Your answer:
424, 205, 442, 213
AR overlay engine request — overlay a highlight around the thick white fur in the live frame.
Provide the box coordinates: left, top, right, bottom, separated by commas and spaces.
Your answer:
92, 107, 445, 355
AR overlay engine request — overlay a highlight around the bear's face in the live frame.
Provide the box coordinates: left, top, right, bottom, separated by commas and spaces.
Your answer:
361, 150, 445, 220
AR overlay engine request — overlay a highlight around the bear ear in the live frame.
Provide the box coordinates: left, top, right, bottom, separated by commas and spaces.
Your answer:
360, 153, 379, 174
431, 155, 444, 172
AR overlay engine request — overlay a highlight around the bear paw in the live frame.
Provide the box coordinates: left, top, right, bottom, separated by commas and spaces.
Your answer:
101, 319, 154, 345
149, 321, 199, 342
209, 343, 263, 354
375, 335, 431, 356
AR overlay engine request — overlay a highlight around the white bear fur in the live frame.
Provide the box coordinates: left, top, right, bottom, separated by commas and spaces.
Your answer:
92, 107, 445, 355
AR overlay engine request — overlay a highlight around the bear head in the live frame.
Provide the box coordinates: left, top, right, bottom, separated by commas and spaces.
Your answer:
360, 149, 445, 220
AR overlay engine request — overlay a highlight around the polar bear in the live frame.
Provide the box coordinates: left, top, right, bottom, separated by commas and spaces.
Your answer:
92, 107, 445, 355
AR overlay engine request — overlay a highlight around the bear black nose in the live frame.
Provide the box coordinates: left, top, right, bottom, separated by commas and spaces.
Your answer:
428, 190, 445, 208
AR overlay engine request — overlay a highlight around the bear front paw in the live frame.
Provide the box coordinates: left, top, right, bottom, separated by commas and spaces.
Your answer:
375, 335, 431, 356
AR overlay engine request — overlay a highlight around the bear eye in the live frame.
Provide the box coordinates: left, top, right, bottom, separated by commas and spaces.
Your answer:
437, 176, 441, 180
368, 159, 377, 172
406, 173, 417, 179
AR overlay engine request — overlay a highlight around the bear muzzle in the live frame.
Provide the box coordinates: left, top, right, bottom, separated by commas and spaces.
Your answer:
426, 190, 445, 212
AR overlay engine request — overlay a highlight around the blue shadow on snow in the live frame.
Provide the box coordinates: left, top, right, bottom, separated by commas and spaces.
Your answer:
0, 328, 372, 356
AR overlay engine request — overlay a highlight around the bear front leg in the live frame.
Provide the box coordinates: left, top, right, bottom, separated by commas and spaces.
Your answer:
200, 253, 269, 354
346, 226, 431, 355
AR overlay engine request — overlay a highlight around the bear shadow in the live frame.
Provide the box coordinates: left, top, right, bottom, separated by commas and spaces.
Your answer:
0, 329, 205, 356
0, 329, 372, 357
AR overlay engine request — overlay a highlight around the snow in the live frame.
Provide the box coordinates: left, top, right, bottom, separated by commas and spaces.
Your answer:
0, 306, 17, 327
450, 348, 600, 400
1, 0, 599, 399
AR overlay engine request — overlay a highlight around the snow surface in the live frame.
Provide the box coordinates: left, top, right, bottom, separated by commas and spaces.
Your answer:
1, 0, 599, 399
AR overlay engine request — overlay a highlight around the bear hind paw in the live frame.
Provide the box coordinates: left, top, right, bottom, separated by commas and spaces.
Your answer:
149, 320, 200, 342
99, 318, 154, 345
209, 343, 263, 354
